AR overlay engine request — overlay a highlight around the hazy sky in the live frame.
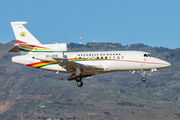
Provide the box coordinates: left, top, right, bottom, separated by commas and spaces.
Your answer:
1, 0, 180, 49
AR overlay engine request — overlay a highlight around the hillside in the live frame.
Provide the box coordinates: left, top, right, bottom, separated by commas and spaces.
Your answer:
0, 41, 180, 120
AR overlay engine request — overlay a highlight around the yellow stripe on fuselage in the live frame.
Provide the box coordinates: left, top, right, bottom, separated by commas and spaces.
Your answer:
32, 48, 54, 51
31, 61, 58, 68
20, 46, 34, 50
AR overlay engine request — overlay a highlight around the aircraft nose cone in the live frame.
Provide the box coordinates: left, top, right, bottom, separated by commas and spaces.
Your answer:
166, 62, 171, 67
162, 60, 171, 68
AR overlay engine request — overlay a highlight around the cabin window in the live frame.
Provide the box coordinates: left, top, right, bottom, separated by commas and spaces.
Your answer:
103, 54, 105, 56
78, 54, 80, 56
100, 54, 102, 56
75, 57, 77, 60
97, 54, 99, 56
94, 54, 96, 56
97, 57, 99, 59
89, 54, 91, 56
83, 54, 85, 56
105, 56, 108, 59
109, 56, 111, 59
113, 56, 116, 59
83, 57, 85, 60
110, 54, 112, 55
86, 54, 88, 56
117, 56, 120, 59
113, 54, 115, 55
116, 53, 118, 55
92, 57, 94, 59
101, 57, 103, 59
107, 54, 109, 56
79, 57, 81, 59
121, 56, 124, 59
119, 53, 121, 55
144, 54, 148, 57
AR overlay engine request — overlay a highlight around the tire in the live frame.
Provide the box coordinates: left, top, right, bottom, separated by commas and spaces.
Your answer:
76, 76, 82, 82
142, 77, 146, 82
77, 81, 83, 87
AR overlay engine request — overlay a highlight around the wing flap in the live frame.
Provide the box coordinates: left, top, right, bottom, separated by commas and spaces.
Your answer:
59, 74, 93, 81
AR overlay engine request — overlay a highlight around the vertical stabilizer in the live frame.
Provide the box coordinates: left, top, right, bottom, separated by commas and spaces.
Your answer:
11, 21, 41, 45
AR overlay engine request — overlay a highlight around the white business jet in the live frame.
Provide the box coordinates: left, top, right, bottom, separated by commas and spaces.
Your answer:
9, 21, 171, 87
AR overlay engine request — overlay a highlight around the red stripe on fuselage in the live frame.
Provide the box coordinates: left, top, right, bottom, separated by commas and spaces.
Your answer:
26, 61, 50, 66
16, 40, 50, 49
27, 45, 50, 49
68, 58, 169, 66
118, 59, 169, 65
26, 59, 169, 68
34, 46, 50, 49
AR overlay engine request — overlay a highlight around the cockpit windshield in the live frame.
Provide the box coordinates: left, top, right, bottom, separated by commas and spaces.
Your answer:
150, 54, 155, 57
144, 54, 155, 58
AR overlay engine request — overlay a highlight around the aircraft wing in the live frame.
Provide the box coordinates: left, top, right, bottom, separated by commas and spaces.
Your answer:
53, 58, 103, 81
53, 58, 104, 73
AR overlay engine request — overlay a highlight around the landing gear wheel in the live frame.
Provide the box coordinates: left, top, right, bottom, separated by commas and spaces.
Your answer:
77, 81, 83, 87
76, 76, 82, 82
142, 77, 146, 82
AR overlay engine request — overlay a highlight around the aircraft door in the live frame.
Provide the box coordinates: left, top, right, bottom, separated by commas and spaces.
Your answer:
142, 54, 148, 68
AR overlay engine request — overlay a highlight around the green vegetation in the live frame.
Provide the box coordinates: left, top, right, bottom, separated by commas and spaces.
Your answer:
0, 41, 180, 119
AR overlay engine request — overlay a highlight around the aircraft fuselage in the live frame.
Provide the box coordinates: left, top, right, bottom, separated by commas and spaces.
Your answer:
12, 51, 170, 74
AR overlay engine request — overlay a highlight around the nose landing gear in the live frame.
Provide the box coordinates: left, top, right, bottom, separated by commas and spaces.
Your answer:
142, 70, 146, 82
142, 77, 146, 82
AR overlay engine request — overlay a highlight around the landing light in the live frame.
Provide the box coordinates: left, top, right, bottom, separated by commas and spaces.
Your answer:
151, 69, 157, 72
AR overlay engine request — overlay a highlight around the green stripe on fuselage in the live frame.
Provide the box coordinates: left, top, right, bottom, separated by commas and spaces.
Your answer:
31, 51, 67, 53
19, 48, 31, 52
36, 62, 59, 68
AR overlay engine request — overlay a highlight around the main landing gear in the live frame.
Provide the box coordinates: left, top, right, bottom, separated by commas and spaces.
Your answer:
75, 68, 84, 87
76, 76, 83, 87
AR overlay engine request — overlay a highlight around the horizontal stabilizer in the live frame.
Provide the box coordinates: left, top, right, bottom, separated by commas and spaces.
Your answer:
8, 46, 20, 52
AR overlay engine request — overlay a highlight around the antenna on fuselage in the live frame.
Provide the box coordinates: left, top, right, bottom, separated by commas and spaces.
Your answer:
79, 35, 81, 44
55, 39, 57, 44
64, 38, 66, 43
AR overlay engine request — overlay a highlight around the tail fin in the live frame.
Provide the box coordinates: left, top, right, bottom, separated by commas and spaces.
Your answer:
11, 21, 41, 45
